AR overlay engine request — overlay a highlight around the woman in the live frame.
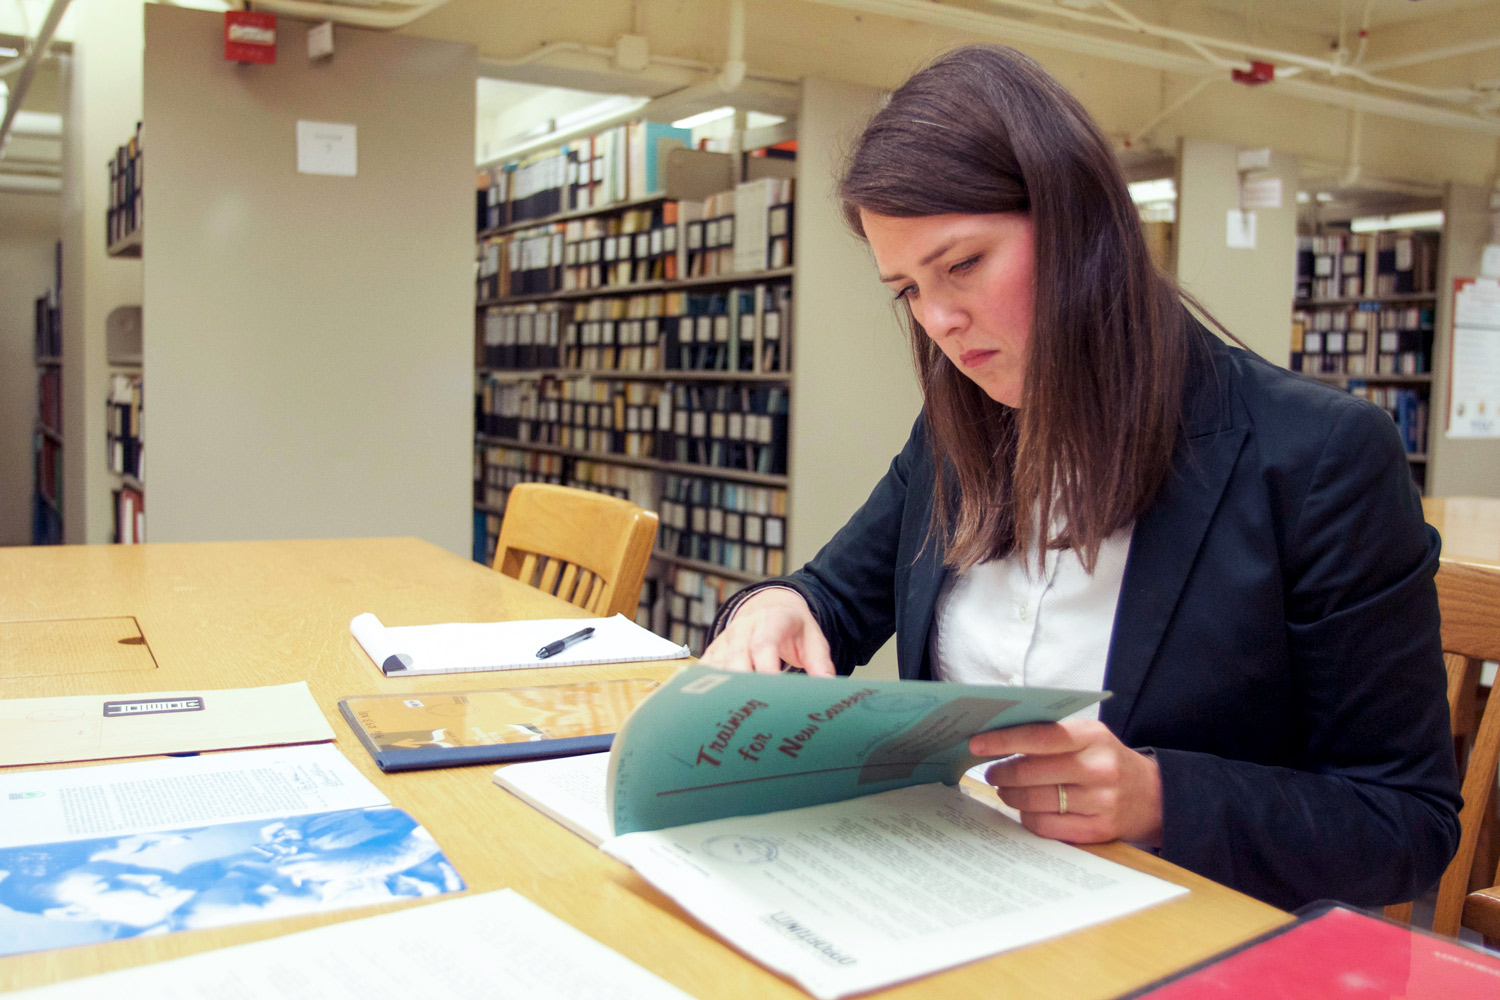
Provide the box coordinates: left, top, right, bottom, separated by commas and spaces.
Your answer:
701, 45, 1459, 912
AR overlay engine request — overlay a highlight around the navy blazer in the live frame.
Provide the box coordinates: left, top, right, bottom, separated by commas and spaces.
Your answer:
741, 330, 1460, 911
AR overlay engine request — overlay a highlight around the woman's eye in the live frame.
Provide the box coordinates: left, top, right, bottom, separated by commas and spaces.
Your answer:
893, 284, 917, 302
950, 255, 979, 275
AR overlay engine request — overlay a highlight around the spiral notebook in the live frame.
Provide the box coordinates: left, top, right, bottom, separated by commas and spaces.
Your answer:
349, 612, 691, 677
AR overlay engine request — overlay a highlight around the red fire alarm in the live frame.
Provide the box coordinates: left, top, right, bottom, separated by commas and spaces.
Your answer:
1231, 60, 1275, 86
225, 11, 277, 65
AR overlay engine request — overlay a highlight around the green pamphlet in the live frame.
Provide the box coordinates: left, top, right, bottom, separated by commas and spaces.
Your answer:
605, 666, 1109, 835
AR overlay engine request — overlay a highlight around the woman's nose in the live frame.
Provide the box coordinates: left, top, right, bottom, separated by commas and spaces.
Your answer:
916, 294, 966, 340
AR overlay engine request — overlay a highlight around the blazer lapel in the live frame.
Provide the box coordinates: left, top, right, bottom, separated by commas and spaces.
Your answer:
1102, 335, 1247, 733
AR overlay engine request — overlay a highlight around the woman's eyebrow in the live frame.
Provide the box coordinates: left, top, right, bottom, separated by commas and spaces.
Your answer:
878, 240, 962, 283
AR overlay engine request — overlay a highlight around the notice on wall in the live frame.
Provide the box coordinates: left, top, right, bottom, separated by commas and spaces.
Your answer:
1239, 176, 1282, 209
1226, 209, 1257, 249
296, 120, 357, 176
1447, 277, 1500, 439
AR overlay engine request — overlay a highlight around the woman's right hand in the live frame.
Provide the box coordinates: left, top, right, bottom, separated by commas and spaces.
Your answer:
698, 588, 837, 676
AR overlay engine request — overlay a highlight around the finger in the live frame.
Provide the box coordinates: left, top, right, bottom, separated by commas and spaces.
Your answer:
984, 753, 1080, 789
996, 783, 1086, 817
1016, 810, 1115, 845
792, 625, 837, 677
969, 721, 1081, 758
746, 634, 790, 674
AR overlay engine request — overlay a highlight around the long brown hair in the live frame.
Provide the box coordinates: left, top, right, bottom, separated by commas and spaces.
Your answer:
840, 44, 1196, 573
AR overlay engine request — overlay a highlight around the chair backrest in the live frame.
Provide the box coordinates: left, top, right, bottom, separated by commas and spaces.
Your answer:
1427, 559, 1500, 937
492, 483, 658, 619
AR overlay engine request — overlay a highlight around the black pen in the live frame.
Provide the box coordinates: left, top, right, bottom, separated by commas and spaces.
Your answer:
536, 626, 595, 659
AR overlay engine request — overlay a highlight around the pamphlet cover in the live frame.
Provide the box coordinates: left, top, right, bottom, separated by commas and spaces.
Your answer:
606, 665, 1109, 835
339, 678, 661, 771
0, 682, 334, 768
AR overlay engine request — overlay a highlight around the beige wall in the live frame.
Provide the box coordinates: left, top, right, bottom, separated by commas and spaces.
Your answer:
60, 0, 145, 543
141, 6, 474, 553
1175, 139, 1300, 361
0, 194, 61, 546
1430, 182, 1500, 498
790, 77, 924, 679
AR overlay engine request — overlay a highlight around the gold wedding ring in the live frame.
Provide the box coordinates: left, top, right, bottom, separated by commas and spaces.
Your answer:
1057, 784, 1068, 815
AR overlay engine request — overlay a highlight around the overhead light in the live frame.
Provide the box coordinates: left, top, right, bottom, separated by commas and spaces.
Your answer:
1295, 191, 1310, 204
671, 106, 736, 130
0, 46, 20, 58
1127, 178, 1175, 205
1315, 192, 1334, 203
1349, 210, 1444, 233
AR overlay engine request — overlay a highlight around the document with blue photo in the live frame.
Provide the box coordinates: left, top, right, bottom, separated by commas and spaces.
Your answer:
0, 745, 464, 958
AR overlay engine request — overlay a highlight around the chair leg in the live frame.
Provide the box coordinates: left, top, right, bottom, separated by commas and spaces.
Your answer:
1384, 901, 1413, 924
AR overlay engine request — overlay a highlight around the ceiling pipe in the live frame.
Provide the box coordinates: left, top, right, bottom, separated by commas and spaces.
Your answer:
0, 172, 60, 193
800, 0, 1500, 136
227, 0, 450, 31
976, 0, 1482, 104
1361, 37, 1500, 74
718, 0, 747, 92
1125, 77, 1212, 150
1340, 109, 1363, 189
0, 0, 70, 158
10, 109, 61, 140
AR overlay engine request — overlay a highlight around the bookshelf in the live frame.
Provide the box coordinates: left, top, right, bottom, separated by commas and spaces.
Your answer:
104, 304, 145, 546
32, 242, 63, 545
1290, 229, 1441, 491
106, 124, 144, 258
472, 121, 796, 652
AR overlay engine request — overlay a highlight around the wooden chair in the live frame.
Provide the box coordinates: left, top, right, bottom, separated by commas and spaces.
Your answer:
1461, 684, 1500, 947
1385, 559, 1500, 936
491, 483, 658, 619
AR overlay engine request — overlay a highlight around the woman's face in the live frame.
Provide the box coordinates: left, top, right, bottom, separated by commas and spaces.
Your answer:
862, 210, 1036, 408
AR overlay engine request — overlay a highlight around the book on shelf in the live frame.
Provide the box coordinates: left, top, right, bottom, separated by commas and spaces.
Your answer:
493, 666, 1186, 1000
1347, 381, 1429, 454
37, 365, 61, 431
475, 121, 691, 234
657, 473, 787, 580
476, 375, 790, 477
106, 372, 145, 479
1295, 230, 1439, 302
106, 121, 143, 249
113, 484, 145, 543
663, 565, 752, 652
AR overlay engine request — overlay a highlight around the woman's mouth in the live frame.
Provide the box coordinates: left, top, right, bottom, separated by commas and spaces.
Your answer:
959, 349, 996, 368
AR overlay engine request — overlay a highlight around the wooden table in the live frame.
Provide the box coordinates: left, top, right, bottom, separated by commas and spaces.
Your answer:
0, 538, 1289, 998
1425, 496, 1500, 567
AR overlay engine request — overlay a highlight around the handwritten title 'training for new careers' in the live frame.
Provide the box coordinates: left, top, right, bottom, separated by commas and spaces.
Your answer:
694, 688, 879, 767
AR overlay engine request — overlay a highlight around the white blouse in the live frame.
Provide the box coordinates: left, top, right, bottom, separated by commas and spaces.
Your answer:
930, 524, 1134, 720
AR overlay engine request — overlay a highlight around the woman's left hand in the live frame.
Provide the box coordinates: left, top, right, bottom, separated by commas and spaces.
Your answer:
971, 720, 1163, 847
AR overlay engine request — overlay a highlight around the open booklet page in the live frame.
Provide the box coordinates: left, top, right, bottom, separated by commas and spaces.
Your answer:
493, 751, 613, 845
604, 783, 1188, 1000
0, 744, 387, 848
5, 889, 696, 1000
606, 666, 1108, 834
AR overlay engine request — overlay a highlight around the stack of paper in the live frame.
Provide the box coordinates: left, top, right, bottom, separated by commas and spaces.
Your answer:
350, 613, 690, 676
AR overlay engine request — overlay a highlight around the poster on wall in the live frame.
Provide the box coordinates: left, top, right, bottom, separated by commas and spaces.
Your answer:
1446, 277, 1500, 439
